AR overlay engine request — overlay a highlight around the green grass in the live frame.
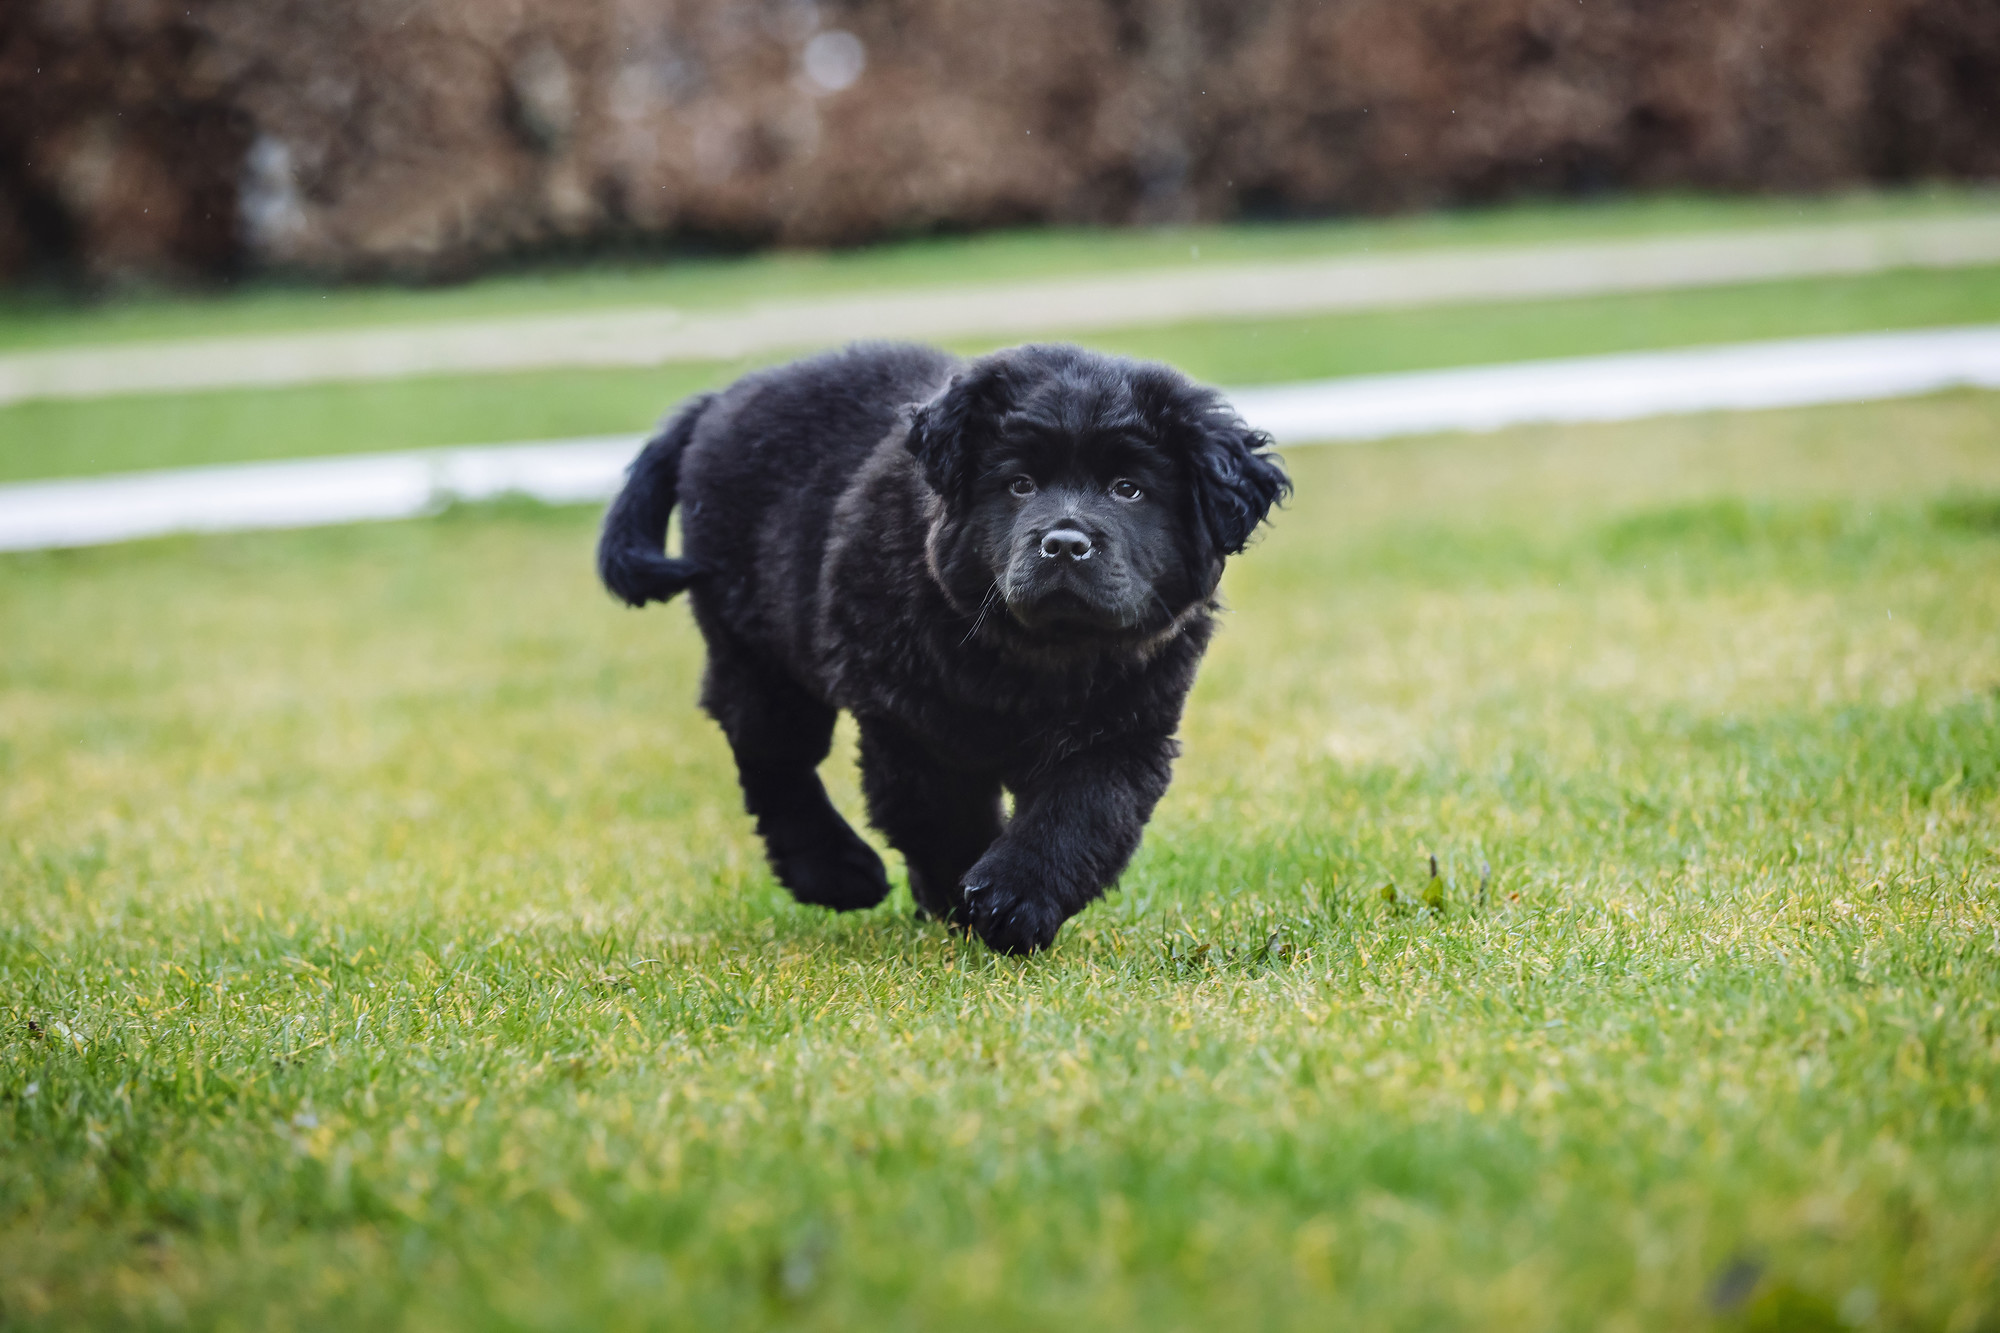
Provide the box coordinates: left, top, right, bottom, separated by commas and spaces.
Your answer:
2, 186, 1995, 352
9, 262, 2000, 483
0, 362, 744, 484
5, 391, 1999, 1330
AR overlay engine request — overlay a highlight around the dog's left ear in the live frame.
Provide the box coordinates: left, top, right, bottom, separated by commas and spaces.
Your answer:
1132, 367, 1290, 556
906, 358, 1013, 504
1188, 417, 1290, 556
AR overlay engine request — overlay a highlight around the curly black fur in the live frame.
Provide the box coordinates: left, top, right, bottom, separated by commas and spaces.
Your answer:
598, 342, 1288, 952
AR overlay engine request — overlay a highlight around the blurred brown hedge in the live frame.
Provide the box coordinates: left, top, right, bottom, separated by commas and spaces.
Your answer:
2, 0, 1995, 284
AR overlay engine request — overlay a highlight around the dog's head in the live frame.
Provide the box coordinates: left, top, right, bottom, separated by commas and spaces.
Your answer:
907, 345, 1290, 654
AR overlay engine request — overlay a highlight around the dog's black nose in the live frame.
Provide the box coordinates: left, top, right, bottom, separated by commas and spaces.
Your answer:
1040, 527, 1094, 559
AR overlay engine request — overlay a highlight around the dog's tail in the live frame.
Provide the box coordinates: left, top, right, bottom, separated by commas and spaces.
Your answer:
597, 392, 717, 607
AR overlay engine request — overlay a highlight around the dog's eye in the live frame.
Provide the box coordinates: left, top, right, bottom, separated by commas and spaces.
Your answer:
1009, 476, 1037, 497
1110, 479, 1143, 501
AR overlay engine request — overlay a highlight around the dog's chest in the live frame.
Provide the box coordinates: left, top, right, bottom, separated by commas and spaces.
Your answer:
844, 635, 1157, 775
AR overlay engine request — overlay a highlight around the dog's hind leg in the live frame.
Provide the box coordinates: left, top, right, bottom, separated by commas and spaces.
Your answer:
700, 638, 888, 912
856, 718, 1004, 925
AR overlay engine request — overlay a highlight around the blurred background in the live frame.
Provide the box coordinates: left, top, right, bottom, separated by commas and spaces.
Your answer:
3, 0, 1997, 286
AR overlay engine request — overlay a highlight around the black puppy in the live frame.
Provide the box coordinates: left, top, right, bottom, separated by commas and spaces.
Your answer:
598, 342, 1287, 952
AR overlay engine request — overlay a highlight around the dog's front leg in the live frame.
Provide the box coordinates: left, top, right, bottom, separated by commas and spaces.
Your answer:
961, 737, 1177, 953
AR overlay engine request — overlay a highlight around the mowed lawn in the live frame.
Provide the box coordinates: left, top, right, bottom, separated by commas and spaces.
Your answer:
3, 393, 1999, 1330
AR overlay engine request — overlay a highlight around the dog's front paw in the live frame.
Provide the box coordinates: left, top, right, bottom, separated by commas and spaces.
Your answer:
960, 872, 1065, 954
772, 830, 890, 911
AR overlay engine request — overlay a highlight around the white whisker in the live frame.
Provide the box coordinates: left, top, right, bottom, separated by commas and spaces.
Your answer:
961, 581, 1002, 646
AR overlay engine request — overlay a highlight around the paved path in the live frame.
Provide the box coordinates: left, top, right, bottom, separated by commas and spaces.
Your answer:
5, 325, 1996, 553
1227, 324, 2000, 440
5, 214, 2000, 406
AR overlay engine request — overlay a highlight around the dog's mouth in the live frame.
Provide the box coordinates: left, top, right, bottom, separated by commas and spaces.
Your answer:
1002, 563, 1145, 636
1009, 588, 1118, 631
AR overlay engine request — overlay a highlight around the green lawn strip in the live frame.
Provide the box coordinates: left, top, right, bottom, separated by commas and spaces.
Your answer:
2, 187, 1994, 353
1081, 262, 2000, 390
9, 263, 2000, 484
0, 362, 746, 484
3, 395, 1997, 1329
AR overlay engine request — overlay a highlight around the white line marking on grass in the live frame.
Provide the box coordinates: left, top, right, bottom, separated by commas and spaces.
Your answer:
5, 214, 2000, 405
4, 326, 1997, 552
0, 438, 638, 552
1232, 324, 2000, 442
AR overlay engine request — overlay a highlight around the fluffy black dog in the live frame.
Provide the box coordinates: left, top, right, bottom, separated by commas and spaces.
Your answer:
598, 342, 1288, 952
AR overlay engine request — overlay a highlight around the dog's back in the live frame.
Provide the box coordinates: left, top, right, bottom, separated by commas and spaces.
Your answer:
678, 344, 951, 647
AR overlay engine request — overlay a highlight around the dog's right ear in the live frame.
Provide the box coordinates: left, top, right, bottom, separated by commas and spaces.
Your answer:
906, 359, 1012, 504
